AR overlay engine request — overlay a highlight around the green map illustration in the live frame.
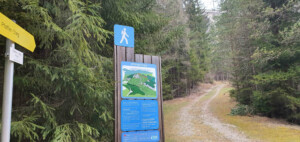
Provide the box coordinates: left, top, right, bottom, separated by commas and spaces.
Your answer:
122, 68, 156, 98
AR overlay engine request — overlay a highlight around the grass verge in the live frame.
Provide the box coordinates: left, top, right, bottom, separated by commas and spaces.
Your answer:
163, 99, 189, 142
210, 85, 300, 142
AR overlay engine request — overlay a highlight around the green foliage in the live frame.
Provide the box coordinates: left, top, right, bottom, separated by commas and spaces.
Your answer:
11, 115, 44, 142
0, 0, 211, 141
230, 104, 254, 116
30, 93, 56, 127
186, 0, 209, 83
288, 113, 300, 124
0, 0, 115, 141
51, 122, 100, 142
230, 87, 253, 105
214, 0, 300, 124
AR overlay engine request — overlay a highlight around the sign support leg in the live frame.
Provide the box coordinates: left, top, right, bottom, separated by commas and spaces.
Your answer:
1, 38, 15, 142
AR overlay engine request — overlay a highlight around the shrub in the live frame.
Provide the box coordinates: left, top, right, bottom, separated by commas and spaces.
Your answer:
230, 104, 254, 116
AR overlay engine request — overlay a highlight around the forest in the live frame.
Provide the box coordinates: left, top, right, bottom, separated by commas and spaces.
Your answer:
0, 0, 299, 141
210, 0, 300, 125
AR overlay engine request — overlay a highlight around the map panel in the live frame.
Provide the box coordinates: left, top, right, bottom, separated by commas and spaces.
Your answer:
121, 61, 157, 99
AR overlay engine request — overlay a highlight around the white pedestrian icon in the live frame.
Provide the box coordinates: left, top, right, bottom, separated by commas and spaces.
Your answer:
120, 28, 129, 44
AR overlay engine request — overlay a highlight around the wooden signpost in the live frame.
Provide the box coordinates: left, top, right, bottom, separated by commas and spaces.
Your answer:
114, 25, 165, 142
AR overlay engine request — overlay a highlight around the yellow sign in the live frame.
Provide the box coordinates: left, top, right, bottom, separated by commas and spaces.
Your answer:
0, 12, 36, 52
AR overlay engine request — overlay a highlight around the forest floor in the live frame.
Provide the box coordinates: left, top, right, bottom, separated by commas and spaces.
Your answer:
163, 82, 300, 142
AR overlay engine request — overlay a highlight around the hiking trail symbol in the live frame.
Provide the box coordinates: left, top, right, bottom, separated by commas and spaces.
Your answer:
114, 24, 134, 48
120, 28, 129, 44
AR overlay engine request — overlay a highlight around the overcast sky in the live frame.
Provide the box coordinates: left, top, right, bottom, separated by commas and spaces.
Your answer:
200, 0, 220, 10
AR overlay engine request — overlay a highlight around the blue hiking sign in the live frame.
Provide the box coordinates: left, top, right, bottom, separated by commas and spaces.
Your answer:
114, 24, 134, 48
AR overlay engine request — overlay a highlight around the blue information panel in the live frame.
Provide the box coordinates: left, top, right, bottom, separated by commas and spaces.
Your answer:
114, 24, 134, 48
121, 61, 158, 99
122, 130, 160, 142
121, 100, 159, 131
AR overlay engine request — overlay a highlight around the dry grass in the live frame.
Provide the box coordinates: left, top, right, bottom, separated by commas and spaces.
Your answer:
163, 98, 189, 142
210, 85, 300, 142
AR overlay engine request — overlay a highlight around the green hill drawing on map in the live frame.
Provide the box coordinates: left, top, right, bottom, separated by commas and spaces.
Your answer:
122, 69, 156, 98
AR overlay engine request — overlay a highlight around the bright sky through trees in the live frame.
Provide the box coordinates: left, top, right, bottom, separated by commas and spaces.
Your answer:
201, 0, 220, 10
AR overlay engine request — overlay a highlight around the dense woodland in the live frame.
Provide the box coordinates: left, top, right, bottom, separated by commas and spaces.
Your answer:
0, 0, 299, 141
0, 0, 209, 141
211, 0, 300, 124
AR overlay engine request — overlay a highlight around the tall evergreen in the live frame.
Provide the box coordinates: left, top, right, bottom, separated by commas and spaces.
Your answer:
0, 0, 211, 141
186, 0, 210, 86
1, 0, 114, 141
0, 0, 169, 141
212, 0, 300, 123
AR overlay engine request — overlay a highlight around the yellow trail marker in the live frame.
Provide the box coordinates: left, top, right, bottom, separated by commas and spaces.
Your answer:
0, 12, 36, 52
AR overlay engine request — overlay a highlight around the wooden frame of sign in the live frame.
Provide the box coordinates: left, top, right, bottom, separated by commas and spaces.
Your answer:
114, 45, 165, 142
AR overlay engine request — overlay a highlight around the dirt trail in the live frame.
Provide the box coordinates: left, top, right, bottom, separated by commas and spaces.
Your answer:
169, 83, 251, 142
164, 83, 300, 142
175, 86, 215, 137
199, 84, 251, 142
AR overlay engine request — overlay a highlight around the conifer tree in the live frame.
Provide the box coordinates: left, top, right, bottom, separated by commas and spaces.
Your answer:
212, 0, 300, 123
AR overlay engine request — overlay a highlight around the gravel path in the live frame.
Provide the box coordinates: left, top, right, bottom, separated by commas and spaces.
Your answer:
200, 85, 251, 142
176, 84, 252, 142
176, 86, 214, 137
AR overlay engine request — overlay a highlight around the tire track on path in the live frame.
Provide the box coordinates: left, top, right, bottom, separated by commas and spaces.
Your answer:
175, 86, 215, 137
200, 84, 251, 142
175, 83, 252, 142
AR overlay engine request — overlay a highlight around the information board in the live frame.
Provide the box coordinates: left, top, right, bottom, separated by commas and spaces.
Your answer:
121, 61, 158, 99
122, 130, 160, 142
114, 43, 164, 142
121, 100, 159, 131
